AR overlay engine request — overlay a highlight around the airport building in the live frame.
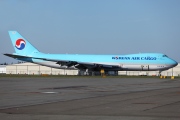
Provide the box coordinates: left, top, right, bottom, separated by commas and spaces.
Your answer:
4, 62, 180, 76
6, 63, 78, 75
118, 65, 180, 76
0, 65, 6, 74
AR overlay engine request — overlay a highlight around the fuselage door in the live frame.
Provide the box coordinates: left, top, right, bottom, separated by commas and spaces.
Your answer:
141, 65, 149, 71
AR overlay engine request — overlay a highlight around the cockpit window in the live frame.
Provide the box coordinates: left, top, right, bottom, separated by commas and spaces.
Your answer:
163, 55, 168, 57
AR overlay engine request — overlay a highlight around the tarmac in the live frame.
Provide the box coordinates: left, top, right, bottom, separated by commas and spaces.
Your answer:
0, 76, 180, 120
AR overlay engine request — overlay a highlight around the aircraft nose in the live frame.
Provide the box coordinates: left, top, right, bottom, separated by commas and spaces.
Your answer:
172, 60, 178, 67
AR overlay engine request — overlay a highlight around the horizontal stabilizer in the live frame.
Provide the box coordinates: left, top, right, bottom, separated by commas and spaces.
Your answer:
4, 53, 32, 58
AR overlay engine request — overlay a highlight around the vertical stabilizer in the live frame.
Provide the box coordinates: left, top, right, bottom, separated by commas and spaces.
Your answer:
9, 31, 40, 55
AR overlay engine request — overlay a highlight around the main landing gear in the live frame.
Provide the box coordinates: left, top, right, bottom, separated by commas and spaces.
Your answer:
158, 71, 162, 76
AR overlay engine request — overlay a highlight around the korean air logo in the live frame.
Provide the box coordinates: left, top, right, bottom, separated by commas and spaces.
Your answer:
15, 39, 26, 50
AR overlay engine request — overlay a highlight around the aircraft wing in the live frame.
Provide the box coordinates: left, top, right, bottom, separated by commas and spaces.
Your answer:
37, 58, 120, 70
4, 53, 120, 70
33, 57, 120, 70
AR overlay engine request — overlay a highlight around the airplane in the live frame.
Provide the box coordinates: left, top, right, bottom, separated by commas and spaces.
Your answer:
4, 31, 178, 75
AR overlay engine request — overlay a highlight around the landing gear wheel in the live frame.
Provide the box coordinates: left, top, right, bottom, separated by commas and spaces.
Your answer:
158, 71, 162, 76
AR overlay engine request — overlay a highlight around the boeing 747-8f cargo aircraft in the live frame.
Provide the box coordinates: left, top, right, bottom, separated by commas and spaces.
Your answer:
4, 31, 178, 74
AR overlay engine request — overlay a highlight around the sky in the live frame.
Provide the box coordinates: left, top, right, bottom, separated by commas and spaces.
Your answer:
0, 0, 180, 64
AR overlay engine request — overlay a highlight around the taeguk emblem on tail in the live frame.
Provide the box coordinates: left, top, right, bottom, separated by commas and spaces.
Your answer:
15, 39, 26, 50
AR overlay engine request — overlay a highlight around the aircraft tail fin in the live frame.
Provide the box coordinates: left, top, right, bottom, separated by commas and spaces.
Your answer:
8, 31, 40, 55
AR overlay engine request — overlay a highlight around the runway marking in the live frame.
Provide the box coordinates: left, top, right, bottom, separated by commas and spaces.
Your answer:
41, 92, 59, 94
39, 86, 87, 90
